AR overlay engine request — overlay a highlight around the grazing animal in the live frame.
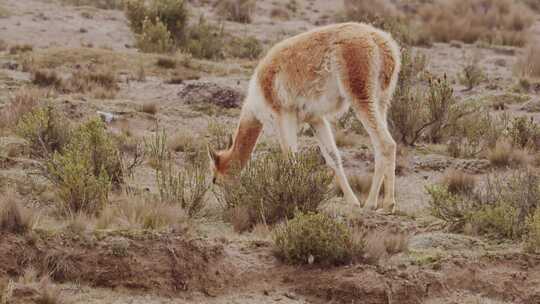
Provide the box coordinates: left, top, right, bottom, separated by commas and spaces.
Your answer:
208, 22, 401, 213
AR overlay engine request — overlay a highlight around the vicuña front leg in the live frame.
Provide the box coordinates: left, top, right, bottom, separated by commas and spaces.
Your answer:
312, 118, 360, 207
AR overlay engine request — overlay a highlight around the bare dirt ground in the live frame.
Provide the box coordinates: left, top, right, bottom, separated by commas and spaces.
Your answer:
1, 0, 540, 303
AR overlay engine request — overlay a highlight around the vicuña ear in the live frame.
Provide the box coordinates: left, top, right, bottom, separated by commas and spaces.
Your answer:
207, 144, 219, 166
227, 134, 233, 149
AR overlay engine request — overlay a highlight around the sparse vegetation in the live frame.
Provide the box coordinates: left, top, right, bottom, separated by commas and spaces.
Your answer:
0, 88, 43, 132
273, 212, 363, 265
31, 69, 63, 89
442, 170, 476, 196
186, 17, 225, 60
488, 141, 528, 168
216, 0, 256, 24
228, 36, 263, 60
141, 102, 159, 115
218, 149, 333, 229
61, 0, 124, 9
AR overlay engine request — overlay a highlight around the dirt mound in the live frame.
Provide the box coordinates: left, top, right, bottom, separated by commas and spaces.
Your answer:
0, 233, 230, 296
178, 82, 245, 108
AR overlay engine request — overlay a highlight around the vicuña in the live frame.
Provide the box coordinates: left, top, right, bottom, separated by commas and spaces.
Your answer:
208, 22, 401, 213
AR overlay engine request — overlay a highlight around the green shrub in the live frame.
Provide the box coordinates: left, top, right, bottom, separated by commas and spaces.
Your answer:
45, 143, 111, 216
69, 119, 124, 186
273, 212, 363, 265
16, 106, 70, 158
217, 149, 333, 229
145, 129, 171, 169
44, 119, 124, 215
136, 17, 174, 53
229, 36, 263, 59
472, 200, 519, 238
216, 0, 256, 24
186, 17, 224, 59
125, 0, 188, 43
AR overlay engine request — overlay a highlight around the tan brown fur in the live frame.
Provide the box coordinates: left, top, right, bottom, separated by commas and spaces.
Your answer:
209, 23, 401, 212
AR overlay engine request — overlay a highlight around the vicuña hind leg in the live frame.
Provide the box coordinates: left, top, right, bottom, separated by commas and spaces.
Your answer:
277, 112, 298, 154
312, 118, 360, 207
352, 103, 396, 212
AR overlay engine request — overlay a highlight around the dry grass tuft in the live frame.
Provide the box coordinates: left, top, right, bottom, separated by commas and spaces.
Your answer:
9, 44, 33, 55
141, 102, 158, 115
515, 38, 540, 81
156, 56, 177, 69
0, 191, 36, 234
31, 69, 63, 88
442, 170, 477, 196
488, 141, 528, 168
0, 88, 43, 131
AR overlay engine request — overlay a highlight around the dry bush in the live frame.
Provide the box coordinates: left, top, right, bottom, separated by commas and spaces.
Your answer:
0, 88, 43, 131
61, 0, 123, 9
442, 170, 476, 196
217, 149, 333, 229
273, 212, 363, 265
9, 44, 33, 55
418, 0, 533, 46
16, 106, 71, 158
0, 191, 36, 234
216, 0, 256, 24
526, 207, 540, 253
507, 116, 540, 150
458, 57, 485, 91
31, 69, 63, 89
362, 229, 409, 264
156, 158, 211, 218
141, 102, 158, 115
334, 130, 356, 148
144, 129, 170, 170
65, 66, 119, 98
390, 72, 461, 146
515, 40, 540, 79
97, 194, 188, 230
225, 205, 252, 233
488, 141, 528, 168
428, 170, 540, 239
447, 111, 509, 158
156, 56, 176, 68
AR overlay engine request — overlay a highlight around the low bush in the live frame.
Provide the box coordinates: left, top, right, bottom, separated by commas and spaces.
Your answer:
228, 36, 263, 60
136, 17, 174, 53
0, 191, 35, 234
218, 149, 333, 229
442, 170, 476, 196
125, 0, 188, 43
186, 17, 225, 60
31, 69, 63, 89
488, 141, 528, 168
273, 212, 363, 265
16, 106, 71, 158
428, 170, 540, 240
507, 116, 540, 150
216, 0, 256, 24
44, 119, 123, 215
0, 88, 42, 131
459, 60, 485, 91
156, 159, 210, 218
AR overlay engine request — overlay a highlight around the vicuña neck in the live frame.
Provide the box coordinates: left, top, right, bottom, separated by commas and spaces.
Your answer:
222, 108, 263, 169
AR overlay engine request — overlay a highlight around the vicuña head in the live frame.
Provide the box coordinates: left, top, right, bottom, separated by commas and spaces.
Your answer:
207, 22, 401, 213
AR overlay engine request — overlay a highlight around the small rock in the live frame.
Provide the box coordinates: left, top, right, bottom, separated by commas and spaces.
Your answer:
97, 111, 115, 123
